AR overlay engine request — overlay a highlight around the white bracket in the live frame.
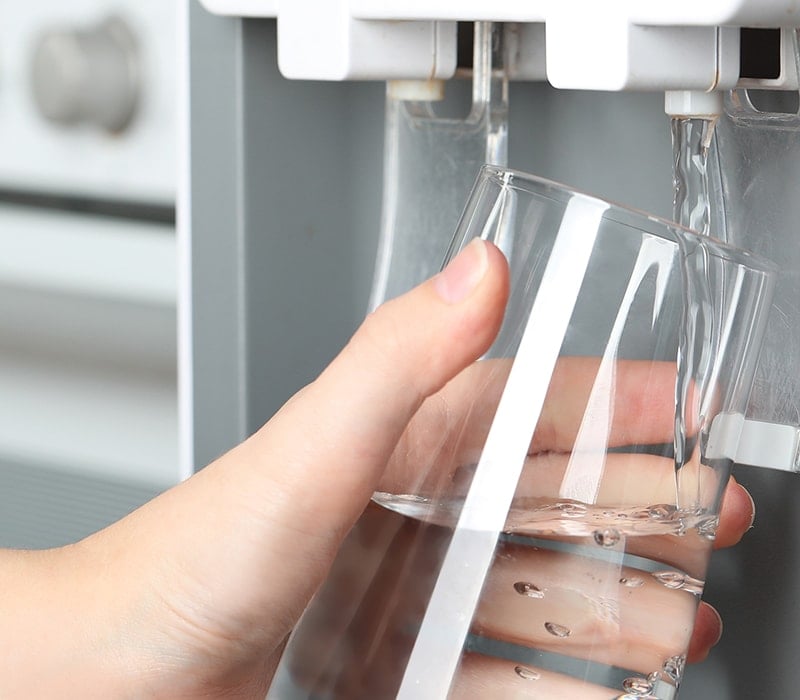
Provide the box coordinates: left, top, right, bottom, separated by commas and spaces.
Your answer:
707, 413, 800, 472
737, 419, 800, 472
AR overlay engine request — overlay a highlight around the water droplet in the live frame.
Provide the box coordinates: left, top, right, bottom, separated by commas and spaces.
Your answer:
662, 654, 686, 682
619, 576, 645, 588
513, 581, 545, 598
652, 571, 687, 589
622, 677, 654, 695
514, 665, 540, 681
544, 622, 571, 637
593, 528, 621, 547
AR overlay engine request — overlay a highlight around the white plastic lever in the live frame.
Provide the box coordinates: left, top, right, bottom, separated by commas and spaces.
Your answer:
737, 419, 800, 472
706, 413, 800, 472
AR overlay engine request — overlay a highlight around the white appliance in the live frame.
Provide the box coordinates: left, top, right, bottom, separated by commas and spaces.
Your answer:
0, 0, 177, 202
0, 0, 180, 548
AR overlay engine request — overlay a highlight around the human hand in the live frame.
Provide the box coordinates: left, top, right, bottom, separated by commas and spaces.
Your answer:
4, 239, 753, 698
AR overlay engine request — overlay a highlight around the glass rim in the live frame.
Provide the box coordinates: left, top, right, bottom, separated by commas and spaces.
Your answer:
479, 164, 778, 274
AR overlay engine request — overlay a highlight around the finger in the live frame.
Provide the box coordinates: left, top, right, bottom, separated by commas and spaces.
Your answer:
714, 477, 755, 549
450, 653, 615, 699
380, 358, 679, 494
534, 356, 678, 452
471, 540, 697, 677
687, 602, 723, 663
257, 237, 508, 542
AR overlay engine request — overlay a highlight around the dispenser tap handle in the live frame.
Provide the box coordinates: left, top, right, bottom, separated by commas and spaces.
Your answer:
737, 419, 800, 473
707, 414, 800, 472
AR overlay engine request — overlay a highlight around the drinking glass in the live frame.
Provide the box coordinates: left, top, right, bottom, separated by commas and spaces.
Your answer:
268, 166, 775, 700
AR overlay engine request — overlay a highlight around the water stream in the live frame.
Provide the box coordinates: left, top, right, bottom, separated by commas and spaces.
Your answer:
670, 115, 720, 512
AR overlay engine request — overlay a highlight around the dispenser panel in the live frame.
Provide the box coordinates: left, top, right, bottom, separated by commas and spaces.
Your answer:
199, 1, 800, 89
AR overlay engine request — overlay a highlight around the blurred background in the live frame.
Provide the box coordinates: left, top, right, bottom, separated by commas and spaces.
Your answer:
2, 4, 798, 698
0, 1, 179, 547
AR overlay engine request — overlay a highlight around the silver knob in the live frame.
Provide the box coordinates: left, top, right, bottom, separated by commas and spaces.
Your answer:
30, 16, 140, 133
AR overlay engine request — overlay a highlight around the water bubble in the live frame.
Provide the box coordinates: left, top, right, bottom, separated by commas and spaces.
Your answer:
679, 575, 705, 596
557, 502, 587, 518
651, 570, 704, 595
513, 581, 545, 599
595, 597, 621, 624
662, 654, 686, 682
652, 571, 687, 589
697, 516, 719, 540
622, 677, 654, 695
619, 576, 645, 588
649, 504, 677, 520
544, 622, 571, 637
514, 665, 540, 681
593, 528, 621, 547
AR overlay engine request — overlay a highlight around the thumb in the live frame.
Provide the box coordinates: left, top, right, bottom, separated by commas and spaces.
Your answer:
268, 239, 508, 512
219, 237, 510, 631
255, 238, 509, 544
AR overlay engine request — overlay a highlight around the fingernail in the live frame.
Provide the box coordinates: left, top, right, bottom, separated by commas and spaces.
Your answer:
746, 486, 756, 530
434, 238, 488, 304
710, 605, 724, 646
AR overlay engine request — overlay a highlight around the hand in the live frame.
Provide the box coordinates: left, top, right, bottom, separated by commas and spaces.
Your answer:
0, 239, 752, 698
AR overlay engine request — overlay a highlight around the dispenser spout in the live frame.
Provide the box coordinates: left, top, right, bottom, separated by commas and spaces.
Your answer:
665, 89, 724, 120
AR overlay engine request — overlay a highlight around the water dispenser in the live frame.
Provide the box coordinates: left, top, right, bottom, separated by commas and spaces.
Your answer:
184, 2, 800, 697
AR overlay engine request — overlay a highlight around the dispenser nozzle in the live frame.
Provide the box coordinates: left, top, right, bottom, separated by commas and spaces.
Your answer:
665, 89, 724, 119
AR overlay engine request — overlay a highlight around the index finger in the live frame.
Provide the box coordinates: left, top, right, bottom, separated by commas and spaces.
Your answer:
380, 357, 677, 495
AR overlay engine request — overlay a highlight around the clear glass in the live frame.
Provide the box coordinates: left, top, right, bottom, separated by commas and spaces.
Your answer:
268, 167, 775, 700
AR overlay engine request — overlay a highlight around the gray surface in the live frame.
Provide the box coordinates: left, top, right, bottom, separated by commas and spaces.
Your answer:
186, 8, 383, 467
185, 6, 249, 466
187, 9, 800, 698
0, 459, 159, 549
